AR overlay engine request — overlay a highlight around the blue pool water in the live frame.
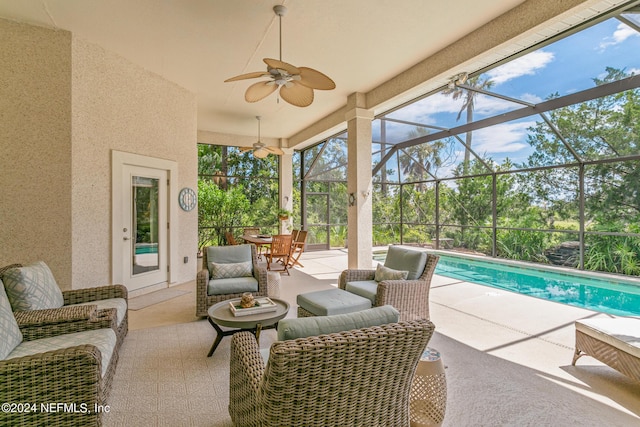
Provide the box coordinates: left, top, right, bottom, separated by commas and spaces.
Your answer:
135, 244, 158, 255
374, 251, 640, 316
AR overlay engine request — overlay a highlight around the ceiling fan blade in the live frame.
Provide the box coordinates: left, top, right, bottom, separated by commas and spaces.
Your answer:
279, 81, 314, 107
224, 71, 269, 82
298, 67, 336, 90
264, 58, 300, 75
238, 147, 253, 153
264, 146, 284, 155
245, 81, 278, 103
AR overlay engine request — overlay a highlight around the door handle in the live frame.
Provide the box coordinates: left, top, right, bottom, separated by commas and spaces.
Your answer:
123, 237, 130, 241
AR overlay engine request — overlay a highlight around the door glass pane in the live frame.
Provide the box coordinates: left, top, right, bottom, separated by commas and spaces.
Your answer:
132, 176, 159, 275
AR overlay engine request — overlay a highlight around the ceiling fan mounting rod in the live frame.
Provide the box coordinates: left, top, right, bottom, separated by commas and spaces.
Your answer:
256, 115, 261, 142
273, 5, 287, 61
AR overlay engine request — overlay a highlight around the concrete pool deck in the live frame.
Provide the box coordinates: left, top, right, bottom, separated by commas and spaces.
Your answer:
128, 246, 640, 425
292, 247, 640, 423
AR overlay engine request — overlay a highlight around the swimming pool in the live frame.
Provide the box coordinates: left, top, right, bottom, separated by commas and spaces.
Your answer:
374, 250, 640, 316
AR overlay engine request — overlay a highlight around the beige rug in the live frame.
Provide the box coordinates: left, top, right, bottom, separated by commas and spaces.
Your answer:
102, 320, 640, 427
128, 289, 190, 310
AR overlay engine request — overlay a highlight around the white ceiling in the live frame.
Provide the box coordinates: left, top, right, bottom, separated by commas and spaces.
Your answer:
0, 0, 531, 143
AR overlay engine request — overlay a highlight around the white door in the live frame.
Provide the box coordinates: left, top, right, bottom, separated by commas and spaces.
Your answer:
120, 165, 168, 291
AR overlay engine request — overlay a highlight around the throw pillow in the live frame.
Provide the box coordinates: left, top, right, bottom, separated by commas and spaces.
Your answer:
2, 261, 64, 311
374, 263, 409, 282
209, 261, 253, 279
0, 279, 23, 359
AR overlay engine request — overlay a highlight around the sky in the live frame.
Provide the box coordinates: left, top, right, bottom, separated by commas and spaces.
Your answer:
373, 13, 640, 179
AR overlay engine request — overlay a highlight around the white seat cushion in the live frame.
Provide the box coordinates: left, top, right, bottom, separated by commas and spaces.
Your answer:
576, 317, 640, 359
72, 297, 127, 327
6, 328, 117, 376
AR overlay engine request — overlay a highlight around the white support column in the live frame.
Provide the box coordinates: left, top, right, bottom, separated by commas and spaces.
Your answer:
279, 145, 294, 234
346, 93, 374, 269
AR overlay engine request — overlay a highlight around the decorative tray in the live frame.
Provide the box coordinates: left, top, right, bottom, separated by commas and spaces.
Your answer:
229, 297, 278, 317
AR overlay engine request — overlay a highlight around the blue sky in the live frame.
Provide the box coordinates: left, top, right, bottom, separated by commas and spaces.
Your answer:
374, 15, 640, 178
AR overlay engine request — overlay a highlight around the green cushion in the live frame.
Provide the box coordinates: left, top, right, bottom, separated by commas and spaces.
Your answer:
0, 280, 23, 359
384, 246, 427, 280
209, 261, 253, 279
345, 280, 378, 305
296, 288, 371, 316
374, 264, 409, 282
2, 261, 64, 311
277, 305, 400, 341
208, 277, 258, 296
207, 244, 253, 278
207, 244, 252, 264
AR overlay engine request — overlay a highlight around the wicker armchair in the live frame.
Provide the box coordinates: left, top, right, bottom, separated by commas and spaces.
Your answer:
338, 246, 439, 320
196, 244, 268, 317
229, 318, 435, 426
0, 263, 128, 350
0, 286, 118, 427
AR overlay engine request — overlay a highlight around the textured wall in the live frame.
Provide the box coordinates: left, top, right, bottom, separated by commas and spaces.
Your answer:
70, 37, 198, 289
0, 18, 198, 290
0, 19, 74, 288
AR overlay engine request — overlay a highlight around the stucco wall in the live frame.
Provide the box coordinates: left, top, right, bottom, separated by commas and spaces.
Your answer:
0, 18, 198, 290
70, 37, 198, 289
0, 19, 74, 288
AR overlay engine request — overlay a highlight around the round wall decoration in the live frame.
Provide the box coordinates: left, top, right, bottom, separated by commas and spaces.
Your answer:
178, 187, 197, 211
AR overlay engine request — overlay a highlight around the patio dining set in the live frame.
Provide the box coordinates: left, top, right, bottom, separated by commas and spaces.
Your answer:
227, 228, 308, 275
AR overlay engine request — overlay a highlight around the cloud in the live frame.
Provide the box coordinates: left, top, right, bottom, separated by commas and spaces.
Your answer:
486, 51, 555, 85
471, 121, 536, 155
599, 23, 639, 50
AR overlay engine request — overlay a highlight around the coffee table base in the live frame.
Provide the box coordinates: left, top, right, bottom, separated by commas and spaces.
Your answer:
207, 317, 275, 357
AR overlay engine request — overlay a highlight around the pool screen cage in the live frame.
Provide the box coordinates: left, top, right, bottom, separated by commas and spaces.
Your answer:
297, 2, 640, 277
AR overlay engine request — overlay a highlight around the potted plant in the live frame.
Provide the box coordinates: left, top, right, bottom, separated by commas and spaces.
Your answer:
278, 208, 292, 221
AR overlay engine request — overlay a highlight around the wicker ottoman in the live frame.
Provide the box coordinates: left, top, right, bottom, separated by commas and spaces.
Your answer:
296, 288, 372, 317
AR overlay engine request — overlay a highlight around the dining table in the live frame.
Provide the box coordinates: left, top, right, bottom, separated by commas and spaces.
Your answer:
241, 234, 272, 258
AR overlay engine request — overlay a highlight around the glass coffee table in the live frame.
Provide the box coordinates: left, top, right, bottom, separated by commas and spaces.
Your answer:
206, 297, 290, 357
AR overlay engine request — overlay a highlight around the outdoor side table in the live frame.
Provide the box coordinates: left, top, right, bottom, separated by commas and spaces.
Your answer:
410, 347, 447, 426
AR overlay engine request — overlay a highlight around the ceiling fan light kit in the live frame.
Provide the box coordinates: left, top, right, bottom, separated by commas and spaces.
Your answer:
224, 5, 336, 107
238, 116, 284, 158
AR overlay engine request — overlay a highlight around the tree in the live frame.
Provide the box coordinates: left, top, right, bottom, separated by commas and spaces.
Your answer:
197, 180, 250, 250
443, 75, 495, 168
520, 67, 640, 273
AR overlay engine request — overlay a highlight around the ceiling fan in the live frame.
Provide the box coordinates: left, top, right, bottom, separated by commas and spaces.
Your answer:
239, 116, 284, 158
224, 5, 336, 107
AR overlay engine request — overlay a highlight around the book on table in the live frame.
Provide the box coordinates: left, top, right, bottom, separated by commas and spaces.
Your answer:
229, 297, 278, 317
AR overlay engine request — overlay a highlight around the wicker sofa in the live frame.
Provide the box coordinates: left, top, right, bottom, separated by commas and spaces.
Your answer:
332, 246, 439, 320
0, 263, 128, 350
0, 278, 119, 427
229, 306, 436, 426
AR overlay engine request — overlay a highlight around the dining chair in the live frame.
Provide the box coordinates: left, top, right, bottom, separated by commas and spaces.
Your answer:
225, 231, 239, 245
266, 234, 293, 275
287, 230, 308, 269
243, 228, 266, 257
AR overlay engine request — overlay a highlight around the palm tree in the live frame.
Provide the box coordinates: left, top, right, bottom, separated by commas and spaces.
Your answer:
399, 127, 448, 190
443, 75, 494, 168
